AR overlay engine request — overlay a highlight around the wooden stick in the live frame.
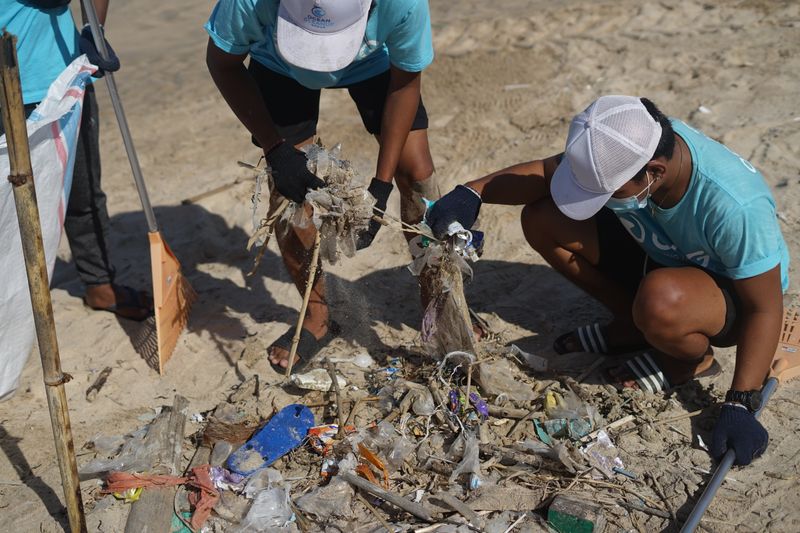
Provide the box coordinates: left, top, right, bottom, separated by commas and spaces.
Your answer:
340, 472, 437, 522
344, 396, 379, 428
647, 472, 677, 523
325, 359, 346, 439
356, 493, 393, 532
285, 230, 322, 378
487, 405, 536, 419
619, 499, 671, 519
85, 366, 112, 402
504, 408, 540, 438
124, 396, 189, 533
0, 32, 86, 533
579, 414, 636, 443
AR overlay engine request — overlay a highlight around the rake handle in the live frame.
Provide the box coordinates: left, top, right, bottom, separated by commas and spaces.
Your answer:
81, 0, 158, 233
680, 376, 778, 532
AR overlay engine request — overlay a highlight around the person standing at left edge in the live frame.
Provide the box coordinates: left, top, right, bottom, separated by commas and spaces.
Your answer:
205, 0, 439, 373
0, 0, 153, 320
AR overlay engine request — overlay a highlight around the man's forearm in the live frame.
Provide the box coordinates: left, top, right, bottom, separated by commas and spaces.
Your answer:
730, 266, 784, 391
206, 42, 282, 151
375, 67, 421, 183
466, 155, 558, 206
731, 309, 782, 390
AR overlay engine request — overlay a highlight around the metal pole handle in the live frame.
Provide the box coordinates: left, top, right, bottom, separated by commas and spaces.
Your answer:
680, 377, 778, 532
80, 0, 158, 233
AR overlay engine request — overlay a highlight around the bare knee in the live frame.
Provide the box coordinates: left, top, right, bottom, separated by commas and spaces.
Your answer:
395, 159, 434, 184
633, 270, 686, 338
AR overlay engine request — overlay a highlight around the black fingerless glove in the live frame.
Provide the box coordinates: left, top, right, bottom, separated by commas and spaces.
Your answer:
79, 25, 120, 78
356, 178, 394, 250
425, 185, 482, 240
710, 404, 769, 466
266, 142, 326, 203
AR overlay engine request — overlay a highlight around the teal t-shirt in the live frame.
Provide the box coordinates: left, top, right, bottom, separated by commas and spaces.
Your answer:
0, 1, 81, 105
614, 119, 790, 291
204, 0, 434, 90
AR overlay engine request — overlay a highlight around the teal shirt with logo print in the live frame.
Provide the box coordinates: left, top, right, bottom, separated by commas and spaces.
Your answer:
204, 0, 434, 90
613, 119, 790, 291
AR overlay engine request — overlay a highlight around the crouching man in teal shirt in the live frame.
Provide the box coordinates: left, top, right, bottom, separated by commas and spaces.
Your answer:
428, 95, 790, 466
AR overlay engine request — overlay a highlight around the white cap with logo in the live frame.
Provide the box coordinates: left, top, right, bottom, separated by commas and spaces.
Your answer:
277, 0, 370, 73
550, 95, 662, 220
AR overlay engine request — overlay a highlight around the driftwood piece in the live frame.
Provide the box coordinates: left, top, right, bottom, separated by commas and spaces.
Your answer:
430, 492, 483, 529
124, 395, 189, 533
487, 405, 537, 419
340, 472, 437, 522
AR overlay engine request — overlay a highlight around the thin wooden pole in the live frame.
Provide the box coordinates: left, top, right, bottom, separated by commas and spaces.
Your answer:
285, 229, 322, 377
0, 32, 86, 532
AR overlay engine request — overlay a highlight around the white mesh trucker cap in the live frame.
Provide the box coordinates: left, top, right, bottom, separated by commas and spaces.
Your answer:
277, 0, 370, 72
550, 95, 663, 220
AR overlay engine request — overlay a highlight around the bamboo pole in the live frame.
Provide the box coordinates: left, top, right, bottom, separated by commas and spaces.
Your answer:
0, 32, 86, 532
285, 229, 322, 377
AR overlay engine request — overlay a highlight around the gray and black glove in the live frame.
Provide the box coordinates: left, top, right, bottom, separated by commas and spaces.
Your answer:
356, 178, 394, 250
79, 25, 120, 78
425, 185, 482, 240
266, 142, 325, 203
711, 404, 769, 466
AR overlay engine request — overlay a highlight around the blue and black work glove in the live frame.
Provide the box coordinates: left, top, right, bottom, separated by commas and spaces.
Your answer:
710, 404, 769, 466
356, 178, 394, 250
425, 185, 482, 240
266, 142, 326, 204
79, 25, 120, 78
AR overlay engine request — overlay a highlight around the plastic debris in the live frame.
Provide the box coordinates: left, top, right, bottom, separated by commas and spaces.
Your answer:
243, 468, 283, 499
548, 494, 606, 533
469, 392, 489, 420
211, 440, 234, 467
227, 404, 315, 476
509, 344, 549, 372
308, 424, 355, 454
477, 358, 538, 401
295, 477, 354, 520
237, 486, 294, 532
209, 466, 246, 492
290, 368, 347, 392
112, 487, 142, 503
449, 432, 481, 485
580, 430, 624, 478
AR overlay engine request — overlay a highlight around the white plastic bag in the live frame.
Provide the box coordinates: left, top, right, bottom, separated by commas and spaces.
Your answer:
0, 56, 96, 400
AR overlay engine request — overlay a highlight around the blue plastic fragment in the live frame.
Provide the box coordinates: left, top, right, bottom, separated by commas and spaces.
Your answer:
226, 404, 315, 476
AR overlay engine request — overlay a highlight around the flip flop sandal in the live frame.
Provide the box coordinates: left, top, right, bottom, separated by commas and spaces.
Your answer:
611, 351, 722, 393
553, 322, 648, 356
267, 322, 339, 375
83, 285, 153, 322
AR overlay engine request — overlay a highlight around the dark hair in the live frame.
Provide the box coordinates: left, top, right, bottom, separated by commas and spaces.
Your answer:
632, 97, 675, 180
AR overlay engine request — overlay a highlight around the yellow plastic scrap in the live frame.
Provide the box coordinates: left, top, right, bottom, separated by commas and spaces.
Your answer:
113, 487, 143, 503
545, 391, 563, 416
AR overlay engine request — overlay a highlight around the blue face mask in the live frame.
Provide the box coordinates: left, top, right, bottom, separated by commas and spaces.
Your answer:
606, 173, 654, 213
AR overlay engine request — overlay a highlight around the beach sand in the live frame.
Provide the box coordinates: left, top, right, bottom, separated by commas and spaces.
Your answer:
1, 0, 798, 531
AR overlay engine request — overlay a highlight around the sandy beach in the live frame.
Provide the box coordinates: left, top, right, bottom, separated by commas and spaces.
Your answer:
1, 0, 798, 531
